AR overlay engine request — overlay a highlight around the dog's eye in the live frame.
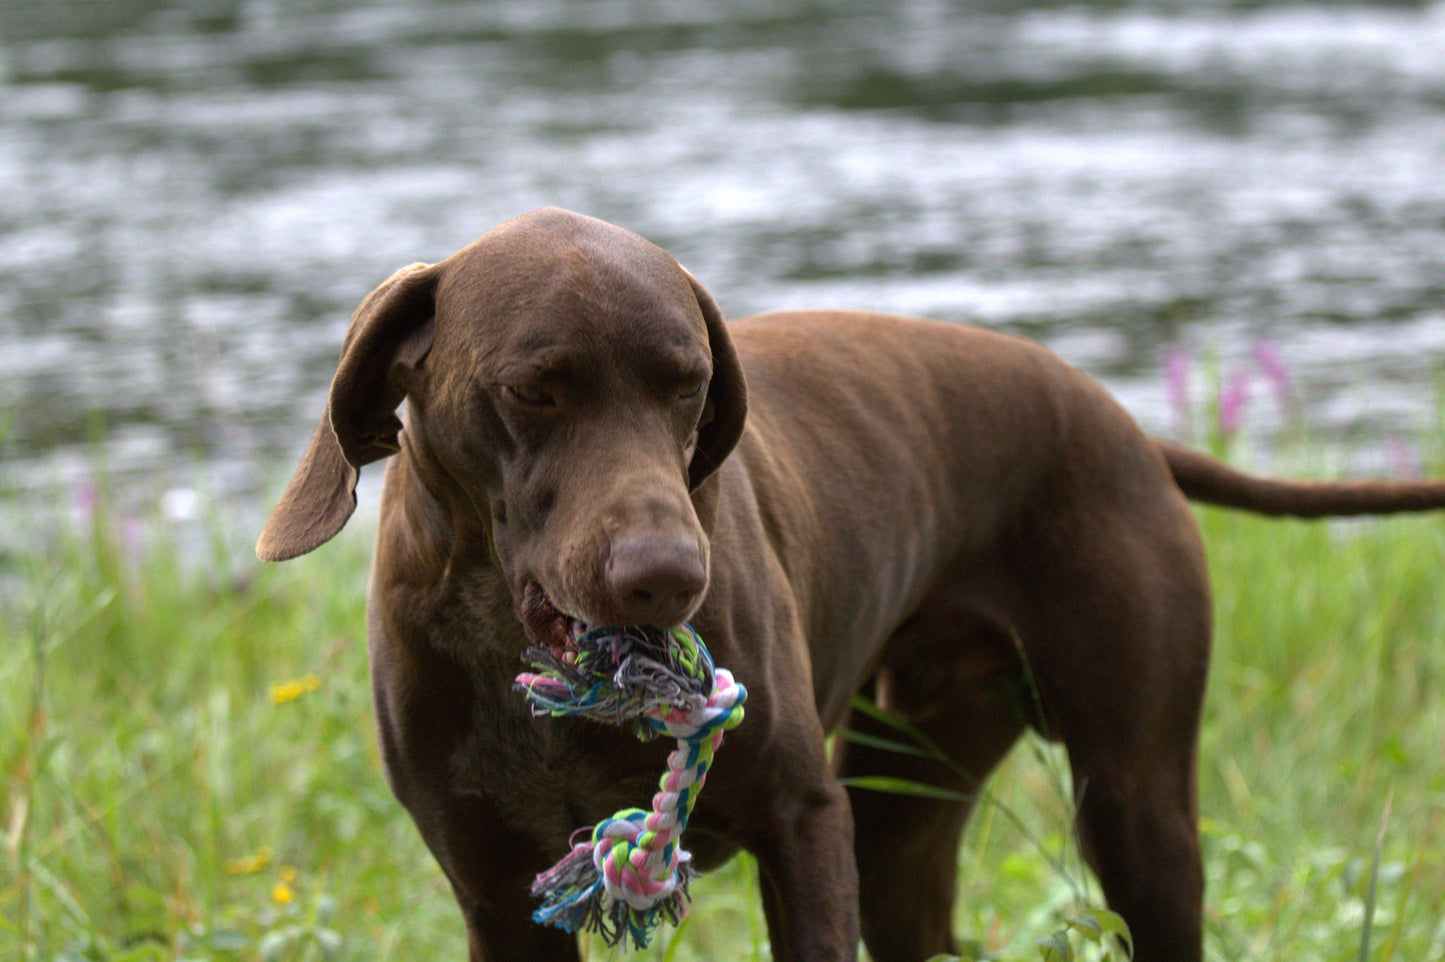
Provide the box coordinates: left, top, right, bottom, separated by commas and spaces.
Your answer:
505, 384, 556, 407
679, 379, 707, 402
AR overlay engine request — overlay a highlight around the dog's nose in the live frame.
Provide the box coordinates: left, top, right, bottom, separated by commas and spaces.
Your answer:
605, 534, 707, 627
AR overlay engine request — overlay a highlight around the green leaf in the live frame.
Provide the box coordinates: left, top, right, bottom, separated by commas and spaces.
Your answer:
1036, 929, 1074, 961
1068, 909, 1133, 957
836, 775, 974, 803
1066, 912, 1104, 943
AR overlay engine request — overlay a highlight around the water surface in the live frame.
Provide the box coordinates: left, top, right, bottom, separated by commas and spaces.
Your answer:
3, 0, 1444, 549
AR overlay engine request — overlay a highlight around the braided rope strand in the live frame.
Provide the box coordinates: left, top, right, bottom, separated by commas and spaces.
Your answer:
515, 623, 747, 949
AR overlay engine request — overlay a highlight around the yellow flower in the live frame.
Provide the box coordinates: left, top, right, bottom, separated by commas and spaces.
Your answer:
225, 848, 272, 875
272, 867, 298, 903
270, 674, 321, 704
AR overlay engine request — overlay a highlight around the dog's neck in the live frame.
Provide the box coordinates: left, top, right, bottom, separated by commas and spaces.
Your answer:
380, 428, 527, 665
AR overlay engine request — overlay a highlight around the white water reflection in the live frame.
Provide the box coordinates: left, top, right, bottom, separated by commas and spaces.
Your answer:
1, 0, 1443, 542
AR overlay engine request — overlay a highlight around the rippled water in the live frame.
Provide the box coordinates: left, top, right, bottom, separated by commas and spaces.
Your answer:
3, 0, 1444, 544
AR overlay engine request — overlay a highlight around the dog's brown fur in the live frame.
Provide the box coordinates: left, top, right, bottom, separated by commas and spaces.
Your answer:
258, 208, 1445, 962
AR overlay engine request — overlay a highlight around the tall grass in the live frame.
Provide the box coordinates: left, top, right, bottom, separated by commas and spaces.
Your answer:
1195, 506, 1445, 961
3, 463, 1443, 960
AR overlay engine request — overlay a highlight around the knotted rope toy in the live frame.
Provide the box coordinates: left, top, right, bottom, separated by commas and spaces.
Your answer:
514, 621, 748, 949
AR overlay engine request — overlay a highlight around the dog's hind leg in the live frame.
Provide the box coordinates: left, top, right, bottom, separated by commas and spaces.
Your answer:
1065, 737, 1204, 962
1017, 498, 1212, 962
837, 615, 1030, 962
1045, 625, 1207, 962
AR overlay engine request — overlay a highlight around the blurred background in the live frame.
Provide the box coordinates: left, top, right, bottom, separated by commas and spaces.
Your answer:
4, 5, 1444, 957
2, 0, 1444, 554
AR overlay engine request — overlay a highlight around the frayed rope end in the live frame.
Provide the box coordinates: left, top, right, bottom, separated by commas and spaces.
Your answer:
529, 834, 695, 950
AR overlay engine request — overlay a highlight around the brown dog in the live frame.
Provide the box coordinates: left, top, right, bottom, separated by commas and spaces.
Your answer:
258, 207, 1445, 962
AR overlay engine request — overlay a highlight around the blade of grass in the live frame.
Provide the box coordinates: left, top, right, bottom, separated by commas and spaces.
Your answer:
1357, 786, 1393, 962
837, 775, 976, 803
834, 727, 935, 759
842, 695, 1087, 902
846, 694, 951, 757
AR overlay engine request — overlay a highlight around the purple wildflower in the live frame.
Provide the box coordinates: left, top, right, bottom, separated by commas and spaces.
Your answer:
1387, 436, 1421, 480
1251, 339, 1299, 424
1218, 367, 1251, 440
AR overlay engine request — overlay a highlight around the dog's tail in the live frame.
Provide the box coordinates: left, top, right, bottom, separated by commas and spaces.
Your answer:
1159, 440, 1445, 517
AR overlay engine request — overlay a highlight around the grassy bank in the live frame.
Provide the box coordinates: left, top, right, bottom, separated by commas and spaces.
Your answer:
2, 484, 1443, 960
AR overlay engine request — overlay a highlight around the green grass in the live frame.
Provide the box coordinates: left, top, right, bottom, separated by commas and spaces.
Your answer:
3, 479, 1443, 960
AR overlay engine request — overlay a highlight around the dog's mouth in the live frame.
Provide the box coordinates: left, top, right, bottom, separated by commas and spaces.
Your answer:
519, 580, 586, 653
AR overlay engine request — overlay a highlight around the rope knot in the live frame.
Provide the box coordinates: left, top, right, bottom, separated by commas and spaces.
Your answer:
515, 623, 747, 949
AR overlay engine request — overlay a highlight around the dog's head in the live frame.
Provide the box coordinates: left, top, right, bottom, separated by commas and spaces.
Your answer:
256, 208, 747, 648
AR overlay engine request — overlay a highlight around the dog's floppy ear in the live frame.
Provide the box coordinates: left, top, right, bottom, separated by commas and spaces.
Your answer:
257, 263, 439, 562
686, 273, 747, 490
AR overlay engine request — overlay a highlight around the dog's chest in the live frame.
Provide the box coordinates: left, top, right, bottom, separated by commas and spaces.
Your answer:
451, 685, 673, 850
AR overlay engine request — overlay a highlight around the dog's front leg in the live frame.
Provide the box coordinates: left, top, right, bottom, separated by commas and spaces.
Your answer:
416, 795, 581, 962
750, 776, 861, 962
458, 898, 579, 962
399, 786, 583, 962
458, 897, 579, 962
373, 671, 584, 962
